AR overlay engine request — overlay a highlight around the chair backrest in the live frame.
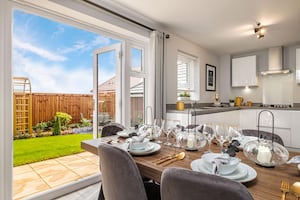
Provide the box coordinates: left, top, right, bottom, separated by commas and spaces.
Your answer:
161, 168, 253, 200
101, 122, 125, 137
242, 129, 284, 146
98, 144, 148, 200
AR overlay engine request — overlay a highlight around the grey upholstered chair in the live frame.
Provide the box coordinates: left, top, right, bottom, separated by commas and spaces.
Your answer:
242, 129, 284, 146
101, 122, 125, 137
98, 143, 160, 200
161, 167, 253, 200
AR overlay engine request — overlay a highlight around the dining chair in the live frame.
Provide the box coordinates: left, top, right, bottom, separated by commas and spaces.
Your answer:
101, 122, 125, 137
161, 167, 253, 200
242, 129, 284, 146
98, 143, 161, 200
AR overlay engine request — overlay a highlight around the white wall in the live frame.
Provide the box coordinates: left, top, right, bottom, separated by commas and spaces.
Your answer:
220, 44, 300, 104
164, 34, 219, 104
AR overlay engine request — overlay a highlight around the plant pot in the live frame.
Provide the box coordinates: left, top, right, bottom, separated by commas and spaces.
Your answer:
178, 97, 190, 101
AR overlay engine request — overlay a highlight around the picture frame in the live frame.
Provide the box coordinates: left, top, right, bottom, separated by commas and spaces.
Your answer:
205, 64, 216, 91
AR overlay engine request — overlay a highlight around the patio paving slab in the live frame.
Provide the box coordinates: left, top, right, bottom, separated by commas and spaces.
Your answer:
13, 152, 99, 200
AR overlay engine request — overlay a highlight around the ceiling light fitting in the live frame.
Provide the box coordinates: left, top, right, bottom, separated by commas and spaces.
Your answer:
254, 22, 265, 39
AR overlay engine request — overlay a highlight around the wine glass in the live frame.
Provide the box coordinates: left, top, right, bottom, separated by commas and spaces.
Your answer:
215, 124, 230, 153
153, 119, 165, 144
164, 120, 180, 146
173, 124, 184, 148
202, 124, 215, 153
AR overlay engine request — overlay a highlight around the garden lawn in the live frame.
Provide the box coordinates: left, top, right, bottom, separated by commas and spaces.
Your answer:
14, 133, 93, 166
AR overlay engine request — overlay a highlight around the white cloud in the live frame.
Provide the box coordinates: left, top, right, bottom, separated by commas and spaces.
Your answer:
51, 25, 65, 39
13, 50, 92, 94
91, 35, 111, 47
58, 35, 112, 55
14, 38, 67, 62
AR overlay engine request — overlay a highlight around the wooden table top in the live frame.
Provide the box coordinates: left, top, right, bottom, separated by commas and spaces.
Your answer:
81, 135, 300, 200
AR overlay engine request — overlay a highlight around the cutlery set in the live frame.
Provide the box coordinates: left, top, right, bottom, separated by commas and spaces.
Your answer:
152, 152, 185, 166
280, 180, 300, 200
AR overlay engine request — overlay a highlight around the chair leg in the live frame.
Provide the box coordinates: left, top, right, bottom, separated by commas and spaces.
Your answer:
98, 185, 105, 200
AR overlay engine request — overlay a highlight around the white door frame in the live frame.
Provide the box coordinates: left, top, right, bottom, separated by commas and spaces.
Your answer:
0, 1, 13, 199
93, 43, 122, 138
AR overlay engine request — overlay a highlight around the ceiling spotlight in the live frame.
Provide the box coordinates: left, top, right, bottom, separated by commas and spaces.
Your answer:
254, 22, 265, 39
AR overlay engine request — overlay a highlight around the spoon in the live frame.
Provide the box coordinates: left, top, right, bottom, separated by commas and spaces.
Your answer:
161, 152, 185, 166
292, 182, 300, 199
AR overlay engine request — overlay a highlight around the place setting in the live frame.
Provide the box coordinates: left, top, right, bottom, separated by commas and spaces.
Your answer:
190, 123, 257, 183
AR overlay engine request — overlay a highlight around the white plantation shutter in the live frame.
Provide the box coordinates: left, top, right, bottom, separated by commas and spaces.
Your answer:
177, 63, 190, 90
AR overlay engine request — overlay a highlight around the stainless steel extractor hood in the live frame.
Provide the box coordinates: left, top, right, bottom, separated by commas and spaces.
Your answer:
261, 46, 291, 75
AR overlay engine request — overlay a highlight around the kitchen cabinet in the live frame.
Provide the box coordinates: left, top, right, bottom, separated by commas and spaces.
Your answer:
296, 48, 300, 83
291, 111, 300, 148
239, 109, 257, 129
166, 110, 240, 127
240, 109, 291, 147
166, 109, 299, 148
256, 109, 292, 148
232, 55, 257, 87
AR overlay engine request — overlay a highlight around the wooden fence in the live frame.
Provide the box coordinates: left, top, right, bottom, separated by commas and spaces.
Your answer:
23, 92, 143, 126
31, 93, 93, 125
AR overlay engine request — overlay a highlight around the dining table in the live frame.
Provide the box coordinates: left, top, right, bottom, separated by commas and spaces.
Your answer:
81, 135, 300, 200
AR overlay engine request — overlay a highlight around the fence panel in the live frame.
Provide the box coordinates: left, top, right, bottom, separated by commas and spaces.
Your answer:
30, 93, 93, 125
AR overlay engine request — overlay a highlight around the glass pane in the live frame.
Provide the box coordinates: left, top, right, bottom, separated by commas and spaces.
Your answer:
130, 77, 144, 127
97, 50, 117, 124
131, 47, 142, 72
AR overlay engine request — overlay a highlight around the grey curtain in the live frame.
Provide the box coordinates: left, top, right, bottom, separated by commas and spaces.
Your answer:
150, 30, 165, 120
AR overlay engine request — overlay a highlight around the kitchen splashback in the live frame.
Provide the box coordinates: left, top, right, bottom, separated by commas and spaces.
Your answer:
262, 74, 293, 105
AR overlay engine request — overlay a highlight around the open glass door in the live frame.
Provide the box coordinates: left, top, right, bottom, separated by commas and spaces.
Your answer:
93, 43, 121, 138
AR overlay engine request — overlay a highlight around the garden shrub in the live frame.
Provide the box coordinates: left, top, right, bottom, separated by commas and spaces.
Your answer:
52, 115, 61, 135
55, 112, 72, 127
52, 112, 72, 135
33, 121, 49, 133
81, 117, 91, 127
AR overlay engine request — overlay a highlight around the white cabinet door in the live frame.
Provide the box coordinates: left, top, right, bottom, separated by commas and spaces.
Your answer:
257, 109, 291, 147
240, 109, 257, 129
291, 111, 300, 148
232, 55, 257, 87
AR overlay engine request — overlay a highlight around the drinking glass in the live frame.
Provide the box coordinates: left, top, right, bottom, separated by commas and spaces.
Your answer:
153, 119, 165, 144
173, 125, 184, 148
164, 120, 180, 146
215, 124, 229, 153
202, 124, 215, 153
164, 128, 173, 146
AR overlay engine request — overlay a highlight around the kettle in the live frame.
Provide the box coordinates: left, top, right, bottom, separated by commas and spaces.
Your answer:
235, 96, 243, 106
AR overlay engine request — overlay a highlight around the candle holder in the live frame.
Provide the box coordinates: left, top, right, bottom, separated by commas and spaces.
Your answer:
243, 110, 289, 167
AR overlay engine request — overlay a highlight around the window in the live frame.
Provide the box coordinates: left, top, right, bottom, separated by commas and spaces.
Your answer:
129, 46, 146, 127
177, 52, 198, 99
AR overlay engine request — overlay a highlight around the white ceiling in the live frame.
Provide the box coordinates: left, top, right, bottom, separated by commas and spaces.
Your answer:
109, 0, 300, 55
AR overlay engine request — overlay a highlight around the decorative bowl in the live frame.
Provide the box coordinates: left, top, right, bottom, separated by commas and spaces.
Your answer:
202, 153, 240, 175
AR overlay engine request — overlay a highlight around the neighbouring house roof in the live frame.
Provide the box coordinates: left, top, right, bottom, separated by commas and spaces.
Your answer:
94, 76, 144, 96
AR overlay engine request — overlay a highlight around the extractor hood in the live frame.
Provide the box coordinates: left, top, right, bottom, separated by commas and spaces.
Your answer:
261, 46, 291, 75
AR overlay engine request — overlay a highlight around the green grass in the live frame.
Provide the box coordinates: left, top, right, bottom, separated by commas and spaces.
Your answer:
13, 133, 93, 167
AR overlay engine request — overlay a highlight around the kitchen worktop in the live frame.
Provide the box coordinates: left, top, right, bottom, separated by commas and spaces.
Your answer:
167, 105, 300, 116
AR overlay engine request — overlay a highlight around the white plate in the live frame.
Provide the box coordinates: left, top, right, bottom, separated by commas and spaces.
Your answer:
128, 142, 161, 156
191, 158, 257, 183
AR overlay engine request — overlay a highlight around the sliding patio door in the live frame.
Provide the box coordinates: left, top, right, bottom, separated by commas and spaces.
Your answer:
93, 43, 122, 138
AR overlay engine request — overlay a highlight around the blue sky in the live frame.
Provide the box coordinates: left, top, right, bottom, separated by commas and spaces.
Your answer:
13, 9, 121, 94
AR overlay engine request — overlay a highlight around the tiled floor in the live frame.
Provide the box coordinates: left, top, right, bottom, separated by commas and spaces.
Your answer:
13, 152, 99, 200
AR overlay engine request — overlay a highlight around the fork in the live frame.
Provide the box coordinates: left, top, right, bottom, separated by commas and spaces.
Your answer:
281, 180, 290, 200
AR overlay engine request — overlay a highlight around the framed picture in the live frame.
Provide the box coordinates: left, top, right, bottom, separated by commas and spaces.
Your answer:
205, 64, 216, 91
